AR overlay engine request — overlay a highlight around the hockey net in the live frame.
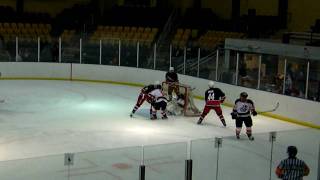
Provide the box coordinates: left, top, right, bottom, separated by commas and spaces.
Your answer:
162, 82, 201, 117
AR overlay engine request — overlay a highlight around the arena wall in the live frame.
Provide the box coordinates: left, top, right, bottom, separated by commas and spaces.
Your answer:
0, 62, 319, 128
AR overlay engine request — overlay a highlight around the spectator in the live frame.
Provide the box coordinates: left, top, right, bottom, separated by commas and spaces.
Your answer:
275, 146, 310, 180
51, 42, 59, 62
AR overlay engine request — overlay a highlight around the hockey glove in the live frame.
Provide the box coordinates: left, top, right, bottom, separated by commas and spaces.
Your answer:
252, 110, 257, 116
231, 111, 237, 119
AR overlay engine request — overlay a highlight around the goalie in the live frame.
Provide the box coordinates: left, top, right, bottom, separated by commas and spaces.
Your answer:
166, 94, 185, 115
166, 90, 201, 116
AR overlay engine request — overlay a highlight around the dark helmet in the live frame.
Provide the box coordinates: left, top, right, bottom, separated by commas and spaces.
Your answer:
287, 146, 298, 157
240, 92, 248, 98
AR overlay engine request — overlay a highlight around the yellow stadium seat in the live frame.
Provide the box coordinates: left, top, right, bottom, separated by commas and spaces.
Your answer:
31, 24, 38, 29
25, 23, 31, 29
110, 26, 116, 32
148, 33, 155, 41
191, 29, 198, 38
27, 28, 36, 35
103, 26, 110, 32
45, 24, 51, 31
184, 29, 191, 35
138, 27, 144, 33
97, 25, 104, 31
145, 27, 151, 33
112, 32, 120, 38
174, 33, 182, 40
131, 27, 137, 33
117, 26, 123, 32
124, 26, 130, 32
151, 28, 158, 34
177, 28, 183, 35
4, 23, 10, 28
38, 24, 45, 29
10, 23, 17, 29
133, 33, 141, 41
13, 28, 21, 34
6, 28, 14, 35
127, 32, 135, 39
141, 33, 148, 39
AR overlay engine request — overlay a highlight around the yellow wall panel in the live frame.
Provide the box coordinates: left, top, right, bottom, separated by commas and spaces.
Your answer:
240, 0, 278, 16
0, 0, 16, 10
201, 0, 232, 19
287, 0, 320, 31
24, 0, 90, 17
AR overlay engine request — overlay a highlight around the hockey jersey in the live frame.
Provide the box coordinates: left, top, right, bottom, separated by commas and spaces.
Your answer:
141, 84, 157, 94
205, 88, 225, 106
165, 72, 178, 82
233, 99, 255, 117
149, 89, 167, 103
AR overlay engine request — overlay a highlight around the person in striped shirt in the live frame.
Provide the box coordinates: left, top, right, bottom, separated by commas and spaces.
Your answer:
275, 146, 310, 180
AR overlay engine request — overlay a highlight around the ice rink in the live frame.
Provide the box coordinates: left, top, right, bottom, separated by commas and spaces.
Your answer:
0, 80, 318, 180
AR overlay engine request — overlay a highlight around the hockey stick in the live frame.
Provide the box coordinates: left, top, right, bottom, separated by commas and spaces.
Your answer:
257, 102, 279, 114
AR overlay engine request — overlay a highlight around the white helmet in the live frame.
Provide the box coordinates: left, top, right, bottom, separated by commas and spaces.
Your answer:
169, 67, 174, 71
208, 81, 214, 88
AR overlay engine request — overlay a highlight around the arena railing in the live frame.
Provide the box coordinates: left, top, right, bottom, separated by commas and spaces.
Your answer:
1, 35, 319, 102
0, 130, 318, 180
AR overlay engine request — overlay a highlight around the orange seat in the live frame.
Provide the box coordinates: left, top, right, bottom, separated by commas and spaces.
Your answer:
131, 27, 137, 33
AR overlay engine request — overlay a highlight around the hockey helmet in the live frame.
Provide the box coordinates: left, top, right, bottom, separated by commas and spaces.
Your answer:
240, 92, 248, 98
287, 146, 298, 157
208, 81, 214, 88
169, 67, 174, 71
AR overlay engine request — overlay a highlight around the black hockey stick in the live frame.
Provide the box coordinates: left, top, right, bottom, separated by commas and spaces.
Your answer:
257, 102, 279, 114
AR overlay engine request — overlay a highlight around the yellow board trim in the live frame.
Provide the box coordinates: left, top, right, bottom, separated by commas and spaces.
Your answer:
1, 77, 319, 129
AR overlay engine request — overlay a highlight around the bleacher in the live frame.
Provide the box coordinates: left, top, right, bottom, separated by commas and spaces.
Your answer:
89, 26, 158, 47
0, 22, 52, 43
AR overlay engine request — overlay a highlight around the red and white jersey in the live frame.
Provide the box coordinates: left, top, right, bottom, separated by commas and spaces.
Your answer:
149, 89, 167, 103
205, 88, 226, 107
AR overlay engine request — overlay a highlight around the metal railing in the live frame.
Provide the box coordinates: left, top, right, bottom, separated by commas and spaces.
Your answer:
1, 35, 320, 102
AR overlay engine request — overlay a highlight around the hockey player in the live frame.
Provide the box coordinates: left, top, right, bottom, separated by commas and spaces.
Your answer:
197, 81, 226, 126
148, 81, 168, 120
130, 82, 158, 117
231, 92, 257, 140
165, 67, 179, 101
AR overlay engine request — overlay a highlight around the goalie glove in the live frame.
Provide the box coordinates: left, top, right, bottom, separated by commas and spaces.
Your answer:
231, 111, 237, 119
252, 110, 257, 116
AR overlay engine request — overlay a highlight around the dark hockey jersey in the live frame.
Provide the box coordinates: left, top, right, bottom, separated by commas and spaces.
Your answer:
142, 85, 157, 94
165, 72, 178, 82
205, 88, 226, 106
233, 99, 255, 117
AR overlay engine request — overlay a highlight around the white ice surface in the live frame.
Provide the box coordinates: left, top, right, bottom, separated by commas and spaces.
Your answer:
0, 80, 318, 180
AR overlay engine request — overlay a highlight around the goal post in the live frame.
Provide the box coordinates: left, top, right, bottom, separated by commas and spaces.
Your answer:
162, 82, 201, 117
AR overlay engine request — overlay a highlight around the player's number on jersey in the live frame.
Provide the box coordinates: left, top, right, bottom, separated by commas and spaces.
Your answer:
207, 93, 215, 100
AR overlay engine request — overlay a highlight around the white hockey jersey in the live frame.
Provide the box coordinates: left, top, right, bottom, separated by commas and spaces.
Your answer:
149, 89, 167, 103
